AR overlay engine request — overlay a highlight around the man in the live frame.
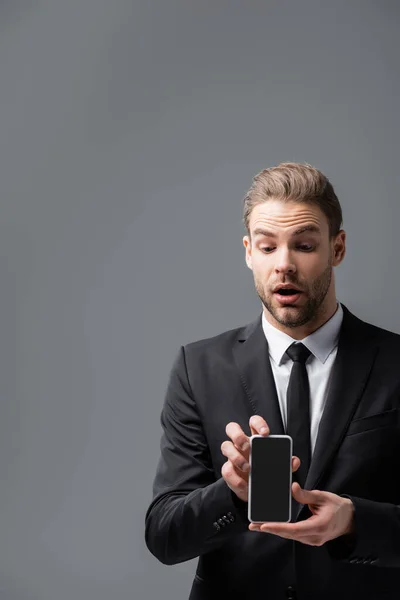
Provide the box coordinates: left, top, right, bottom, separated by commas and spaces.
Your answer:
144, 163, 400, 599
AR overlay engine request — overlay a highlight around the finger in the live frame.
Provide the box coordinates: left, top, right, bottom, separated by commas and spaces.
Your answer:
221, 460, 248, 493
249, 415, 270, 437
221, 440, 250, 472
292, 483, 326, 505
259, 514, 321, 536
292, 456, 301, 473
225, 422, 250, 452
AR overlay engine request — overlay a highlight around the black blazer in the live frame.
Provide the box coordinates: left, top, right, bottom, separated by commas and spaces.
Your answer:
145, 304, 400, 600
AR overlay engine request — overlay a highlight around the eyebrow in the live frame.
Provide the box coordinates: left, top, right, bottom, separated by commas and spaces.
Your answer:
253, 225, 322, 238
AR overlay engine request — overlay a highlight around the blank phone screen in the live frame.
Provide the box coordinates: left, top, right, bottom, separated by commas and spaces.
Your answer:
249, 436, 292, 522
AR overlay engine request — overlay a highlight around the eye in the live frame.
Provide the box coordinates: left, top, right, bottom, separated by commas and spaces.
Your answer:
261, 247, 275, 253
297, 244, 314, 251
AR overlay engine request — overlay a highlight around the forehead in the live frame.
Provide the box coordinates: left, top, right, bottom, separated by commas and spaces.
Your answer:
249, 200, 329, 235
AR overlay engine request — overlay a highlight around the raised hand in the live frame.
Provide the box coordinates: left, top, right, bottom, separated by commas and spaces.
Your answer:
221, 415, 301, 503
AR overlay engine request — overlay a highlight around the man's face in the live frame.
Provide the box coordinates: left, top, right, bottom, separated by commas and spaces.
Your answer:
243, 200, 345, 331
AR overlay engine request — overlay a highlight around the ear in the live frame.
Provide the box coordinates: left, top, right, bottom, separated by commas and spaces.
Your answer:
243, 235, 253, 270
332, 230, 346, 266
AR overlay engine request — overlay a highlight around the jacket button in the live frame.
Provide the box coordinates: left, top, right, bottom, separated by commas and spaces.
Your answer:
217, 518, 226, 527
286, 585, 297, 599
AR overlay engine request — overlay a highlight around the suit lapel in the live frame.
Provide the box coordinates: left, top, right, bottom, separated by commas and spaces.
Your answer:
295, 304, 379, 519
233, 312, 285, 436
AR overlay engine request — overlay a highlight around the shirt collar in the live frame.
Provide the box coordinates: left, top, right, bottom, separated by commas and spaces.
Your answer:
261, 301, 343, 365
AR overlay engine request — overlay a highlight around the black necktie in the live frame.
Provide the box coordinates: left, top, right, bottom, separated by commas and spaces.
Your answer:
286, 342, 312, 489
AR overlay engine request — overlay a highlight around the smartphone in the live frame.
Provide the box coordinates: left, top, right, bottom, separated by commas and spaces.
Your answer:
248, 434, 292, 523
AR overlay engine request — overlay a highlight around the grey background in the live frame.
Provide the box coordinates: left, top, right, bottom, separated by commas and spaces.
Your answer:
0, 1, 399, 598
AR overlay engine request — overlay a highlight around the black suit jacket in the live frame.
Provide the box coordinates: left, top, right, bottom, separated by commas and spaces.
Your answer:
145, 304, 400, 599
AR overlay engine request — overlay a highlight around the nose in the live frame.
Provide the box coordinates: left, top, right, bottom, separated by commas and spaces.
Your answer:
274, 247, 296, 275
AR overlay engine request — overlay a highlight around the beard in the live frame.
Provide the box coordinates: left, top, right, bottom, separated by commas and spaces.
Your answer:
254, 258, 333, 329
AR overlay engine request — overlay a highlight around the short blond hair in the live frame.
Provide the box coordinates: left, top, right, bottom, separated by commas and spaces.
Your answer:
242, 162, 343, 239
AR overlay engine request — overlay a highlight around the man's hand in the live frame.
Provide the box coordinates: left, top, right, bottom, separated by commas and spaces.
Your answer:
221, 415, 301, 503
248, 482, 355, 546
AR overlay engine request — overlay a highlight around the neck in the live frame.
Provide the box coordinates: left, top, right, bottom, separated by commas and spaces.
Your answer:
263, 299, 339, 340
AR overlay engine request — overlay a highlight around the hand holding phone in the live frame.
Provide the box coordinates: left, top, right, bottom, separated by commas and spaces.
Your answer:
221, 416, 300, 505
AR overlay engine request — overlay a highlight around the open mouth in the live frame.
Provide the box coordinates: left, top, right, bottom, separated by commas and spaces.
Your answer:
274, 288, 303, 305
276, 288, 301, 296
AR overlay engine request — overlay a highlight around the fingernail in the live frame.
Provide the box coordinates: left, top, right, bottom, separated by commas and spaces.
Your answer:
261, 427, 268, 434
241, 442, 249, 451
241, 462, 250, 472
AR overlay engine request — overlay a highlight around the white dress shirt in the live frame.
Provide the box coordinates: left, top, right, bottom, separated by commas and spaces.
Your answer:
261, 301, 343, 456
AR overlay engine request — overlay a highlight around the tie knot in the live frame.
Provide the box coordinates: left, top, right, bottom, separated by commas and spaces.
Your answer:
286, 342, 311, 364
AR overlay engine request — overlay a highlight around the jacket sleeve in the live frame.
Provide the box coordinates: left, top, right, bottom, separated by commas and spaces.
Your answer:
326, 494, 400, 567
144, 346, 250, 565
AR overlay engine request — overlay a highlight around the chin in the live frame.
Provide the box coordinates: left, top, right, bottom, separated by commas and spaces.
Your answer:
275, 303, 300, 310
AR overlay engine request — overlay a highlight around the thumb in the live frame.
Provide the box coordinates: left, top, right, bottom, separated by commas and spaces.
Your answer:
292, 482, 325, 505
